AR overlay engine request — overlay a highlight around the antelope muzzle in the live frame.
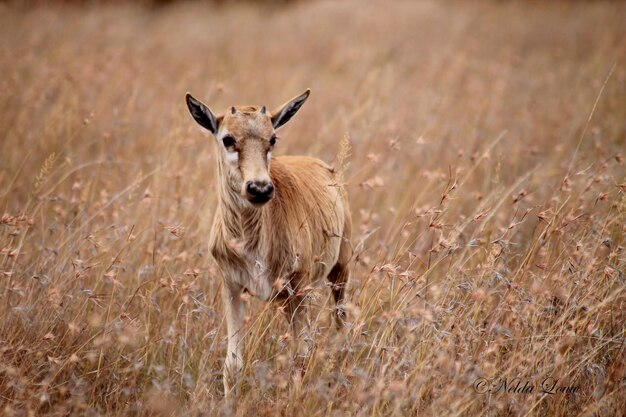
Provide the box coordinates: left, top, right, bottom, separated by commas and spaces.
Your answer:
245, 179, 274, 205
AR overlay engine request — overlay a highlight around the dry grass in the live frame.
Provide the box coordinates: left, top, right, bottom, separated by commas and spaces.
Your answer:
1, 1, 626, 415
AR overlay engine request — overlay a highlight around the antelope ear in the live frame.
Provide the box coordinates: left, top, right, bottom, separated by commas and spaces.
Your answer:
270, 89, 310, 129
186, 93, 219, 134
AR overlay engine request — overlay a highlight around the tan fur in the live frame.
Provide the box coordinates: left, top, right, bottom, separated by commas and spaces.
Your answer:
187, 91, 351, 396
211, 156, 351, 300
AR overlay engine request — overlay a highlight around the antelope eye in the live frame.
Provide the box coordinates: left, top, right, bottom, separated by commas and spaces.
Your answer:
222, 135, 236, 148
269, 135, 277, 146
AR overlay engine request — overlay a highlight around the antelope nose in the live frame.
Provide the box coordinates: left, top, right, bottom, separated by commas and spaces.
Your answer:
245, 180, 274, 203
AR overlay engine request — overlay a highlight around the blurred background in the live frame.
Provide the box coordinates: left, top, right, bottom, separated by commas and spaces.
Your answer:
1, 0, 625, 415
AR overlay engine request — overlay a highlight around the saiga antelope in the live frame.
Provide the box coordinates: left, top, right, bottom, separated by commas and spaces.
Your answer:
185, 89, 351, 395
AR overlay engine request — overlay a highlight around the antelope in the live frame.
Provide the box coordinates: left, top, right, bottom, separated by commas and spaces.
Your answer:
185, 89, 351, 395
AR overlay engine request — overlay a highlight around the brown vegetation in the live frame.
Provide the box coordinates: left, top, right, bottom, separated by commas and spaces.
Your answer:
1, 0, 625, 415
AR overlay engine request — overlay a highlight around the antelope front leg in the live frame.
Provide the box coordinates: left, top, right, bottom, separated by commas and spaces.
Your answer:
222, 281, 247, 396
286, 295, 312, 373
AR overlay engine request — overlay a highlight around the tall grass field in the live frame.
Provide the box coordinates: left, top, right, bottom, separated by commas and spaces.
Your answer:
1, 1, 625, 415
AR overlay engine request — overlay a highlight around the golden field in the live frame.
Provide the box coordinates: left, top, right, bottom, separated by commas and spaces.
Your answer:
1, 1, 625, 415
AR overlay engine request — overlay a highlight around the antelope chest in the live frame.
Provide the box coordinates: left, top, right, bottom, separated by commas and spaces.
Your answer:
213, 232, 338, 302
213, 247, 273, 302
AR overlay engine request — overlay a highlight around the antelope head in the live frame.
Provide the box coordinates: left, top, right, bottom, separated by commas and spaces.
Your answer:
186, 89, 310, 207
